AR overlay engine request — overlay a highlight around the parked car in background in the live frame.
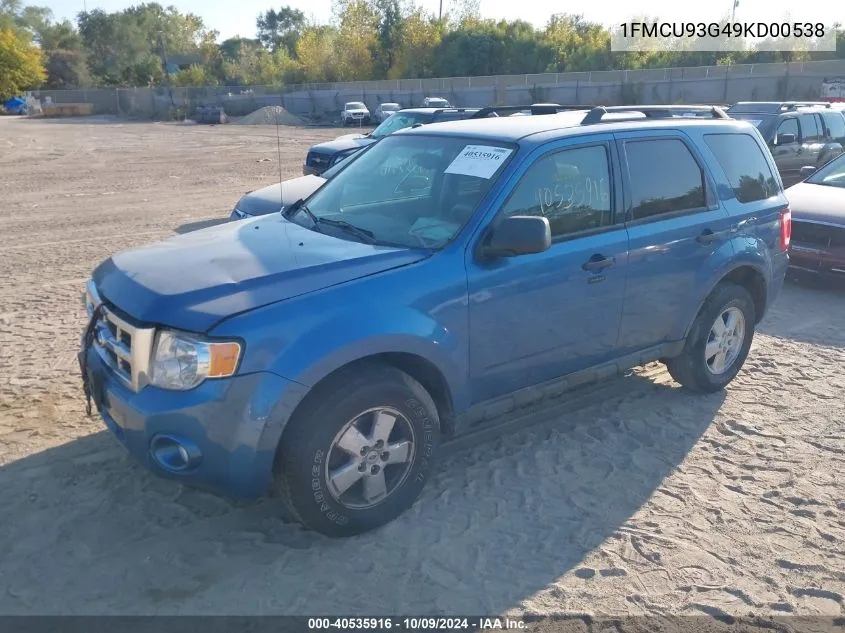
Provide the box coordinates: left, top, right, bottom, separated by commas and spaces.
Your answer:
785, 152, 845, 282
727, 101, 845, 187
341, 102, 371, 126
80, 104, 789, 538
303, 107, 483, 176
230, 152, 360, 220
374, 103, 400, 122
422, 96, 451, 108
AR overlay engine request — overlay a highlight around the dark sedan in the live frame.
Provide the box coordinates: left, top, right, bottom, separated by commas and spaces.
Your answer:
785, 153, 845, 281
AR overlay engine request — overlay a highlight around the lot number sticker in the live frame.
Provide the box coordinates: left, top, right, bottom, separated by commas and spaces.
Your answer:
445, 145, 513, 179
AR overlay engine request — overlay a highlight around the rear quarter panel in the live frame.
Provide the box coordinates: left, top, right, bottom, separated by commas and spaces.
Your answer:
675, 125, 789, 333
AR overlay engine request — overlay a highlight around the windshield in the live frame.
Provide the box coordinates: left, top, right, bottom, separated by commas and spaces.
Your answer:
807, 152, 845, 188
428, 99, 449, 106
346, 102, 366, 110
381, 104, 399, 111
370, 111, 430, 138
295, 134, 515, 248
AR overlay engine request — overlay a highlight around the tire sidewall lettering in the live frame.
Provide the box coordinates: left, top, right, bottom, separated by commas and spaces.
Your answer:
310, 448, 349, 525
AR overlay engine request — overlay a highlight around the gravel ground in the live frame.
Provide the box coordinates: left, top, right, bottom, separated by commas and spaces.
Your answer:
0, 116, 843, 619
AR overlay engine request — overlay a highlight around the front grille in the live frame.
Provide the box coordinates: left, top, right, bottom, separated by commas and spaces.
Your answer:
792, 221, 845, 248
85, 280, 155, 392
306, 152, 331, 169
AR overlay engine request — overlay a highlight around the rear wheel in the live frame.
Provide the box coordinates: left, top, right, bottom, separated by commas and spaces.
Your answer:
274, 364, 440, 537
665, 282, 756, 393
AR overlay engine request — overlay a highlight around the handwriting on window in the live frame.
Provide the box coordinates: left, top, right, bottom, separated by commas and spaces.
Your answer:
535, 177, 610, 214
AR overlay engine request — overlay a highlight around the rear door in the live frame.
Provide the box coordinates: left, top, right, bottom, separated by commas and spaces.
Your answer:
797, 113, 824, 172
614, 131, 733, 355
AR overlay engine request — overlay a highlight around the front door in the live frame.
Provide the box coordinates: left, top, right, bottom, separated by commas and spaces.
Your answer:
466, 138, 629, 403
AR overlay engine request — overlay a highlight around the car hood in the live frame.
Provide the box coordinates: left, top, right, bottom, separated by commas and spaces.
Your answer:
238, 175, 326, 217
93, 214, 427, 333
786, 182, 845, 225
310, 136, 376, 154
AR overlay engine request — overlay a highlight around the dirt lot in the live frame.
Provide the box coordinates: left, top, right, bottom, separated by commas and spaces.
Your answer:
1, 116, 844, 618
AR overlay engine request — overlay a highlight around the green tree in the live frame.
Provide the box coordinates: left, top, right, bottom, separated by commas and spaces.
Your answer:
388, 7, 439, 78
0, 26, 45, 98
295, 25, 338, 82
256, 6, 305, 56
171, 63, 214, 86
333, 0, 380, 80
44, 49, 91, 88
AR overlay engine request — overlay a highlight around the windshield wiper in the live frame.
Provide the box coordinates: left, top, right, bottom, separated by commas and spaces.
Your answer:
315, 217, 377, 244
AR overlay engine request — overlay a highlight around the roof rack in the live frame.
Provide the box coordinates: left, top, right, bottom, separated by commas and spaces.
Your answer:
471, 104, 593, 119
581, 105, 730, 125
430, 107, 480, 114
727, 101, 832, 114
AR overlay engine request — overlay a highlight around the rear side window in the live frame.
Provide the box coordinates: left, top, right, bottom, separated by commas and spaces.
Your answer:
704, 133, 779, 203
822, 112, 845, 140
798, 113, 820, 141
625, 139, 706, 220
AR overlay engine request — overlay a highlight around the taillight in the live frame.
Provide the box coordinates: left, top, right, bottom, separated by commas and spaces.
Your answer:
780, 207, 791, 250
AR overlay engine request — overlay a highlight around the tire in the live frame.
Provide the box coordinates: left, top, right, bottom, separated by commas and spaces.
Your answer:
274, 363, 440, 537
665, 281, 756, 394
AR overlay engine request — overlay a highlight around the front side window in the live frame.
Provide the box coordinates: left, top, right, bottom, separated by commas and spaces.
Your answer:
297, 135, 515, 248
775, 118, 799, 143
704, 133, 779, 203
625, 138, 706, 220
500, 145, 612, 237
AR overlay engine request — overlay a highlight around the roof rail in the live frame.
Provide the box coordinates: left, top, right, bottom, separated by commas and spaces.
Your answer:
471, 104, 593, 119
728, 101, 832, 113
783, 101, 832, 110
581, 105, 730, 125
431, 107, 480, 114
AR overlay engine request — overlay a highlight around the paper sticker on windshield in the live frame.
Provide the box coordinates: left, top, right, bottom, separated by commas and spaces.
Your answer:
444, 145, 513, 179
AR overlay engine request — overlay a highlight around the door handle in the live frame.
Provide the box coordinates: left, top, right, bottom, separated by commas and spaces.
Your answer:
582, 254, 614, 272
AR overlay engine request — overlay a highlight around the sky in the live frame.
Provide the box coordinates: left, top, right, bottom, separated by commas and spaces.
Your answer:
41, 0, 837, 43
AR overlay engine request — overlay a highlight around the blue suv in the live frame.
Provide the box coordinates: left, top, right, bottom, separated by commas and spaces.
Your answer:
79, 105, 790, 537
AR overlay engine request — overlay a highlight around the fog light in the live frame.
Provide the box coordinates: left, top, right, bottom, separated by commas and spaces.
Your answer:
150, 434, 202, 472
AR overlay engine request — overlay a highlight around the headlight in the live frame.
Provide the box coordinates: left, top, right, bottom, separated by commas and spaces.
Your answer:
150, 329, 242, 391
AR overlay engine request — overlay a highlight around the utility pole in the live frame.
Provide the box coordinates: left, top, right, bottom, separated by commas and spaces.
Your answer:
730, 0, 738, 23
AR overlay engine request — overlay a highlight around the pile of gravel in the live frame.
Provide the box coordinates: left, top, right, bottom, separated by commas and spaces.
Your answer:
231, 105, 304, 126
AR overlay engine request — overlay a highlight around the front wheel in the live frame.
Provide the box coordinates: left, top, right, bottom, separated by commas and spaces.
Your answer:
665, 282, 756, 393
274, 364, 440, 537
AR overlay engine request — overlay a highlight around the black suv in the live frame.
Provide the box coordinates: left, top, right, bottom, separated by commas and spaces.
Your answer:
727, 101, 845, 187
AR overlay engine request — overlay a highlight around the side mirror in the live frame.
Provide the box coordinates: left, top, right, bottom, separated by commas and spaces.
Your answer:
483, 215, 551, 257
775, 133, 796, 145
800, 165, 817, 178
